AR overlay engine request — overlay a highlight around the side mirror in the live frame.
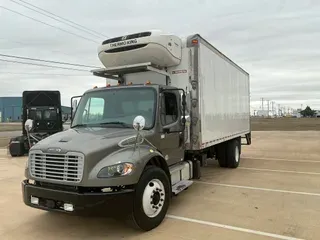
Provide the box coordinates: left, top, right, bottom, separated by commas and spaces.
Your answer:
70, 95, 82, 121
133, 115, 146, 131
24, 119, 34, 132
72, 99, 77, 109
71, 99, 78, 116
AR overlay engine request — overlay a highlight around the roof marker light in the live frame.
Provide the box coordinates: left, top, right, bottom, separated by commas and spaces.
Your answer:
145, 80, 151, 85
192, 39, 198, 45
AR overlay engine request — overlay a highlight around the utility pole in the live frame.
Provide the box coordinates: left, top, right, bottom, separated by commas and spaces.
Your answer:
271, 101, 275, 116
267, 100, 270, 117
261, 98, 264, 110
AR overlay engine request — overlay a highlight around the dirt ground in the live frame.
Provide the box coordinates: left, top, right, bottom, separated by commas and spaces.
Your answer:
0, 139, 8, 148
1, 131, 320, 240
0, 123, 21, 132
251, 117, 320, 131
1, 117, 320, 133
0, 118, 319, 148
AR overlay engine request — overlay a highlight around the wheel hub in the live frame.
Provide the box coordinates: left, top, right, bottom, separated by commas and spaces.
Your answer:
142, 179, 165, 218
151, 191, 161, 205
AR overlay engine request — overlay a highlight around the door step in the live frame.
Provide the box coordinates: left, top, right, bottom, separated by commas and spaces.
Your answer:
172, 179, 193, 195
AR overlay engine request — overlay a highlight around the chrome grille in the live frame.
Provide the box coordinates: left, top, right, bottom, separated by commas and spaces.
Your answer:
29, 151, 84, 183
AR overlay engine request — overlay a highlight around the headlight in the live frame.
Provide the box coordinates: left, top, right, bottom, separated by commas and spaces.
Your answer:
97, 163, 134, 178
25, 159, 29, 169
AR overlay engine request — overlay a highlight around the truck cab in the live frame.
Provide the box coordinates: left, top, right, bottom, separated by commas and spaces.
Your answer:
22, 30, 251, 231
9, 90, 64, 157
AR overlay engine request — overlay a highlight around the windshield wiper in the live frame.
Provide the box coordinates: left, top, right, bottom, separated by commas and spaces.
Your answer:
99, 121, 131, 128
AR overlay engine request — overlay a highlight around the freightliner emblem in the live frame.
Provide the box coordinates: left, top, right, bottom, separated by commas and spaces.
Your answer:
47, 147, 62, 153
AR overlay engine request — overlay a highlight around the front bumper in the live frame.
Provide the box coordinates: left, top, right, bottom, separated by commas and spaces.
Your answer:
22, 179, 134, 217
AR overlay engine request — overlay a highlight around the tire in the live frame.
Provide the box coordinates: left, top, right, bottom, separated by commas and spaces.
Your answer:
216, 143, 228, 168
226, 138, 241, 168
129, 165, 171, 231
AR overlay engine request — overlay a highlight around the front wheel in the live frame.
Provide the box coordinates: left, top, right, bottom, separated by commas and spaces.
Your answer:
129, 165, 171, 231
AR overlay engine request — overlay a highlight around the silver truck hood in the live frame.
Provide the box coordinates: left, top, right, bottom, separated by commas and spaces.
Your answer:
31, 127, 139, 155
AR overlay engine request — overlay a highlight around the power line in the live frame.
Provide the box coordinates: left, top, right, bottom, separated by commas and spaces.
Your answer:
9, 0, 105, 40
0, 37, 82, 59
0, 71, 88, 77
0, 53, 100, 68
0, 6, 99, 44
0, 58, 90, 72
15, 0, 109, 39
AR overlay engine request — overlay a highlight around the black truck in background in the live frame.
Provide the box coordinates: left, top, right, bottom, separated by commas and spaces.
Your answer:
9, 90, 64, 157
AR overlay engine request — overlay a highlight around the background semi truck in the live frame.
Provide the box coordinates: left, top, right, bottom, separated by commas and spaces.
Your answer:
9, 90, 64, 156
22, 30, 251, 231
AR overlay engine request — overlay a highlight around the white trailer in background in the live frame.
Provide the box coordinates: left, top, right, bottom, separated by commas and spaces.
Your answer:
22, 30, 251, 231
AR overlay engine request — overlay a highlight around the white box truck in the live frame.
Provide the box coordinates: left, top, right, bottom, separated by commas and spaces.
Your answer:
22, 30, 251, 231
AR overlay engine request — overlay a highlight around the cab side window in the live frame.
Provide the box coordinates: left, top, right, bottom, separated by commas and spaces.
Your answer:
161, 92, 178, 126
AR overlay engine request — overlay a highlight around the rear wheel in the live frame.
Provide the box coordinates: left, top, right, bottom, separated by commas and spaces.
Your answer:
129, 165, 170, 231
226, 137, 241, 168
216, 138, 241, 168
216, 143, 228, 167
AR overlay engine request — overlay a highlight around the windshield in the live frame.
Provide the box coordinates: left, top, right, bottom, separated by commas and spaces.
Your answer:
71, 87, 156, 129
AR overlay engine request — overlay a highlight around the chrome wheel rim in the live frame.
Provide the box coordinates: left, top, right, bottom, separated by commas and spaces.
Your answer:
142, 179, 165, 218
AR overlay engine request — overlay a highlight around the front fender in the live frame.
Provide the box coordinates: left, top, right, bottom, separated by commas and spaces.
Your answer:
88, 144, 165, 187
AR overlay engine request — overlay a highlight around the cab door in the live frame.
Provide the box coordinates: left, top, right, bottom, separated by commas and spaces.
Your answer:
158, 90, 184, 166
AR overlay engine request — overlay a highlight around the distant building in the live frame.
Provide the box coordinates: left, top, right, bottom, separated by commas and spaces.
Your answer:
0, 97, 22, 122
256, 110, 270, 117
292, 109, 302, 118
0, 96, 71, 123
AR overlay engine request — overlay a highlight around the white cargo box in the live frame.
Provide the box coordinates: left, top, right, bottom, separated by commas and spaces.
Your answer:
182, 35, 250, 150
